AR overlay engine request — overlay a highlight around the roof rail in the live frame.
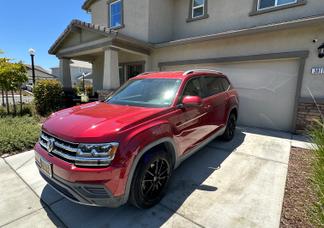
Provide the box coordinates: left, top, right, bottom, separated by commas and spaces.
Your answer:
138, 72, 156, 76
183, 69, 223, 76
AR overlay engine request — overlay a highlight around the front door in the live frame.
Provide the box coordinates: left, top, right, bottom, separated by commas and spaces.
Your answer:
174, 77, 209, 155
119, 63, 144, 85
127, 64, 144, 79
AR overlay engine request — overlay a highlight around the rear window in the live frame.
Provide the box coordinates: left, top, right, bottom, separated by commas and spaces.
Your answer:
203, 77, 224, 97
220, 78, 231, 91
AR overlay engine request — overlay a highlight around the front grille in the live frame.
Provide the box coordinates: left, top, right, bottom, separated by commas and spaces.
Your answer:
39, 131, 111, 167
39, 131, 80, 163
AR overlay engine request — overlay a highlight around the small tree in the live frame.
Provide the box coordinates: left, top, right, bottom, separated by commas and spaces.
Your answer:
0, 57, 28, 115
34, 80, 64, 116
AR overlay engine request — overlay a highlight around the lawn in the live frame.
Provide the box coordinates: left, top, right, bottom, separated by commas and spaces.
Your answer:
0, 116, 41, 156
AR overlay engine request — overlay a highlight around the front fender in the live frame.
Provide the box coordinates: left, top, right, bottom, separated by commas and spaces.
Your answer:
115, 121, 179, 201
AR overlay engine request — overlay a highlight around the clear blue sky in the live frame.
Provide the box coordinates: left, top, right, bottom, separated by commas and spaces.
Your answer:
0, 0, 90, 70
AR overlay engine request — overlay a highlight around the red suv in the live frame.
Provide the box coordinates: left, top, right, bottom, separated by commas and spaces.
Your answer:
35, 70, 239, 208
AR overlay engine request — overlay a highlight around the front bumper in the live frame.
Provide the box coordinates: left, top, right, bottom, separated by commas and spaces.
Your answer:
37, 164, 124, 207
34, 143, 127, 207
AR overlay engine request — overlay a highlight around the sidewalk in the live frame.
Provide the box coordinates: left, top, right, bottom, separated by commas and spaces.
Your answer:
0, 152, 63, 227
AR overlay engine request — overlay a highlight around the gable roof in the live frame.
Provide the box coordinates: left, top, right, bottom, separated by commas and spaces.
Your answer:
48, 19, 117, 55
82, 0, 98, 11
48, 19, 152, 56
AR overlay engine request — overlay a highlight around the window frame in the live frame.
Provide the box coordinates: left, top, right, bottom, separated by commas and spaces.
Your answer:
187, 0, 209, 23
192, 0, 205, 19
108, 0, 124, 29
179, 76, 204, 103
201, 76, 227, 98
250, 0, 306, 16
257, 0, 297, 11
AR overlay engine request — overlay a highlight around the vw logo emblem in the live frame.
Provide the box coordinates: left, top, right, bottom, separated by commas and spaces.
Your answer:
47, 138, 55, 153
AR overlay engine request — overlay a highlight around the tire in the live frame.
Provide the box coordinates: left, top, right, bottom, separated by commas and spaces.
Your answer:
129, 149, 172, 209
221, 113, 237, 141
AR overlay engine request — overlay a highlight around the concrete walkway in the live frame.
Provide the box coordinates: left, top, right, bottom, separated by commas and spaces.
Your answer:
0, 127, 314, 228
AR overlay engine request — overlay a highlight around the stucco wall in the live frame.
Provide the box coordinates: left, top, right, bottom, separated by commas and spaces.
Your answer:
118, 51, 146, 63
91, 0, 108, 26
151, 24, 324, 99
90, 0, 150, 41
148, 0, 173, 43
88, 0, 324, 42
122, 0, 150, 41
172, 0, 324, 40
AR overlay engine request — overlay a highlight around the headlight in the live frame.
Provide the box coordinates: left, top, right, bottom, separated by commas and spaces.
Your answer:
76, 142, 119, 167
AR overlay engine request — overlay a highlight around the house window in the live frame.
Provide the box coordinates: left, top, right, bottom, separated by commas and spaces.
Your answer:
109, 0, 123, 28
187, 0, 208, 22
192, 0, 205, 18
258, 0, 297, 10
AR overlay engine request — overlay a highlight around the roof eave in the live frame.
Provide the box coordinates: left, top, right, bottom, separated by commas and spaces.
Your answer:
82, 0, 96, 11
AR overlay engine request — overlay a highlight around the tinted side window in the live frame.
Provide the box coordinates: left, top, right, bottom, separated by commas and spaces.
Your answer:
183, 78, 203, 97
204, 77, 224, 97
221, 78, 230, 91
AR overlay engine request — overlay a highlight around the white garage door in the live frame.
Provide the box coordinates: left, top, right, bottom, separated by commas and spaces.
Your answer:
162, 59, 299, 131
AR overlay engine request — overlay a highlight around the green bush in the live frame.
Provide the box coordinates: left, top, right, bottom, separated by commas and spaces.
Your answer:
74, 83, 93, 96
310, 121, 324, 226
0, 116, 41, 155
34, 80, 64, 116
0, 103, 37, 117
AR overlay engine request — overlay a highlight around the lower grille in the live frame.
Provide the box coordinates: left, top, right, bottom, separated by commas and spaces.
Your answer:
40, 172, 79, 202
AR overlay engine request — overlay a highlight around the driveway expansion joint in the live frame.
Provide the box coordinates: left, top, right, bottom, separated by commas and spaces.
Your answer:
159, 203, 205, 228
207, 145, 289, 165
15, 156, 35, 171
0, 208, 44, 227
3, 159, 67, 228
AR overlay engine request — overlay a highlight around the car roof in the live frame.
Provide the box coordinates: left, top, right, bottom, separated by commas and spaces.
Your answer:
134, 70, 225, 80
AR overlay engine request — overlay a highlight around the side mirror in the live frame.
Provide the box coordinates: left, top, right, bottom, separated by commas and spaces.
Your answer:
181, 96, 202, 107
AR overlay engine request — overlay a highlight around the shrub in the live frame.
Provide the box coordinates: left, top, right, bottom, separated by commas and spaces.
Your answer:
74, 83, 93, 96
34, 80, 64, 116
0, 116, 41, 155
309, 121, 324, 226
0, 103, 36, 117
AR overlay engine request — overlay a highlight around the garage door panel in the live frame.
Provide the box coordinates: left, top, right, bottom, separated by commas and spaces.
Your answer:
162, 59, 299, 131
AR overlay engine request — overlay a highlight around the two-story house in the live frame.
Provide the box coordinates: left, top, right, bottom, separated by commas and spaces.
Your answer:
49, 0, 324, 133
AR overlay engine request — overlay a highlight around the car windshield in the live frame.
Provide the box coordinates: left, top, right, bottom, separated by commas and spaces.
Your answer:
107, 78, 182, 108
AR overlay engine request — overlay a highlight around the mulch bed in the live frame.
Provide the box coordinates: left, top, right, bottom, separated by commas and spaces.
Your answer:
280, 147, 318, 228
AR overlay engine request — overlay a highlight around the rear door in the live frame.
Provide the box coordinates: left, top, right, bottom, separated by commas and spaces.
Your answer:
201, 76, 229, 133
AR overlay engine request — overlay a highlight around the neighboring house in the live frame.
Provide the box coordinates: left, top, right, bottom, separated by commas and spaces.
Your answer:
48, 0, 324, 133
51, 60, 92, 86
24, 64, 57, 84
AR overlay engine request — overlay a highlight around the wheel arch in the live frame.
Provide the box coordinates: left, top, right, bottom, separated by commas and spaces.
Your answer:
230, 107, 238, 119
123, 137, 178, 203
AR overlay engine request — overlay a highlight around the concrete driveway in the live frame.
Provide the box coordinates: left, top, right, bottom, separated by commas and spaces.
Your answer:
0, 127, 313, 228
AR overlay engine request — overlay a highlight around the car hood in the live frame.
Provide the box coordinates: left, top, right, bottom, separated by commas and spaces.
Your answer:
42, 102, 166, 143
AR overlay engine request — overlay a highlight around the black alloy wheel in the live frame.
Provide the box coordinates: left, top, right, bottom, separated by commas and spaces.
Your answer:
221, 113, 236, 141
141, 158, 170, 199
129, 150, 172, 208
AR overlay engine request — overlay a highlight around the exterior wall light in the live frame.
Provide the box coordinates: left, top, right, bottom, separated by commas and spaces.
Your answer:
318, 43, 324, 58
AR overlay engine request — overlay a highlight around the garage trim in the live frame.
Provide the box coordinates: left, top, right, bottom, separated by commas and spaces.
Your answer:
158, 50, 309, 132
